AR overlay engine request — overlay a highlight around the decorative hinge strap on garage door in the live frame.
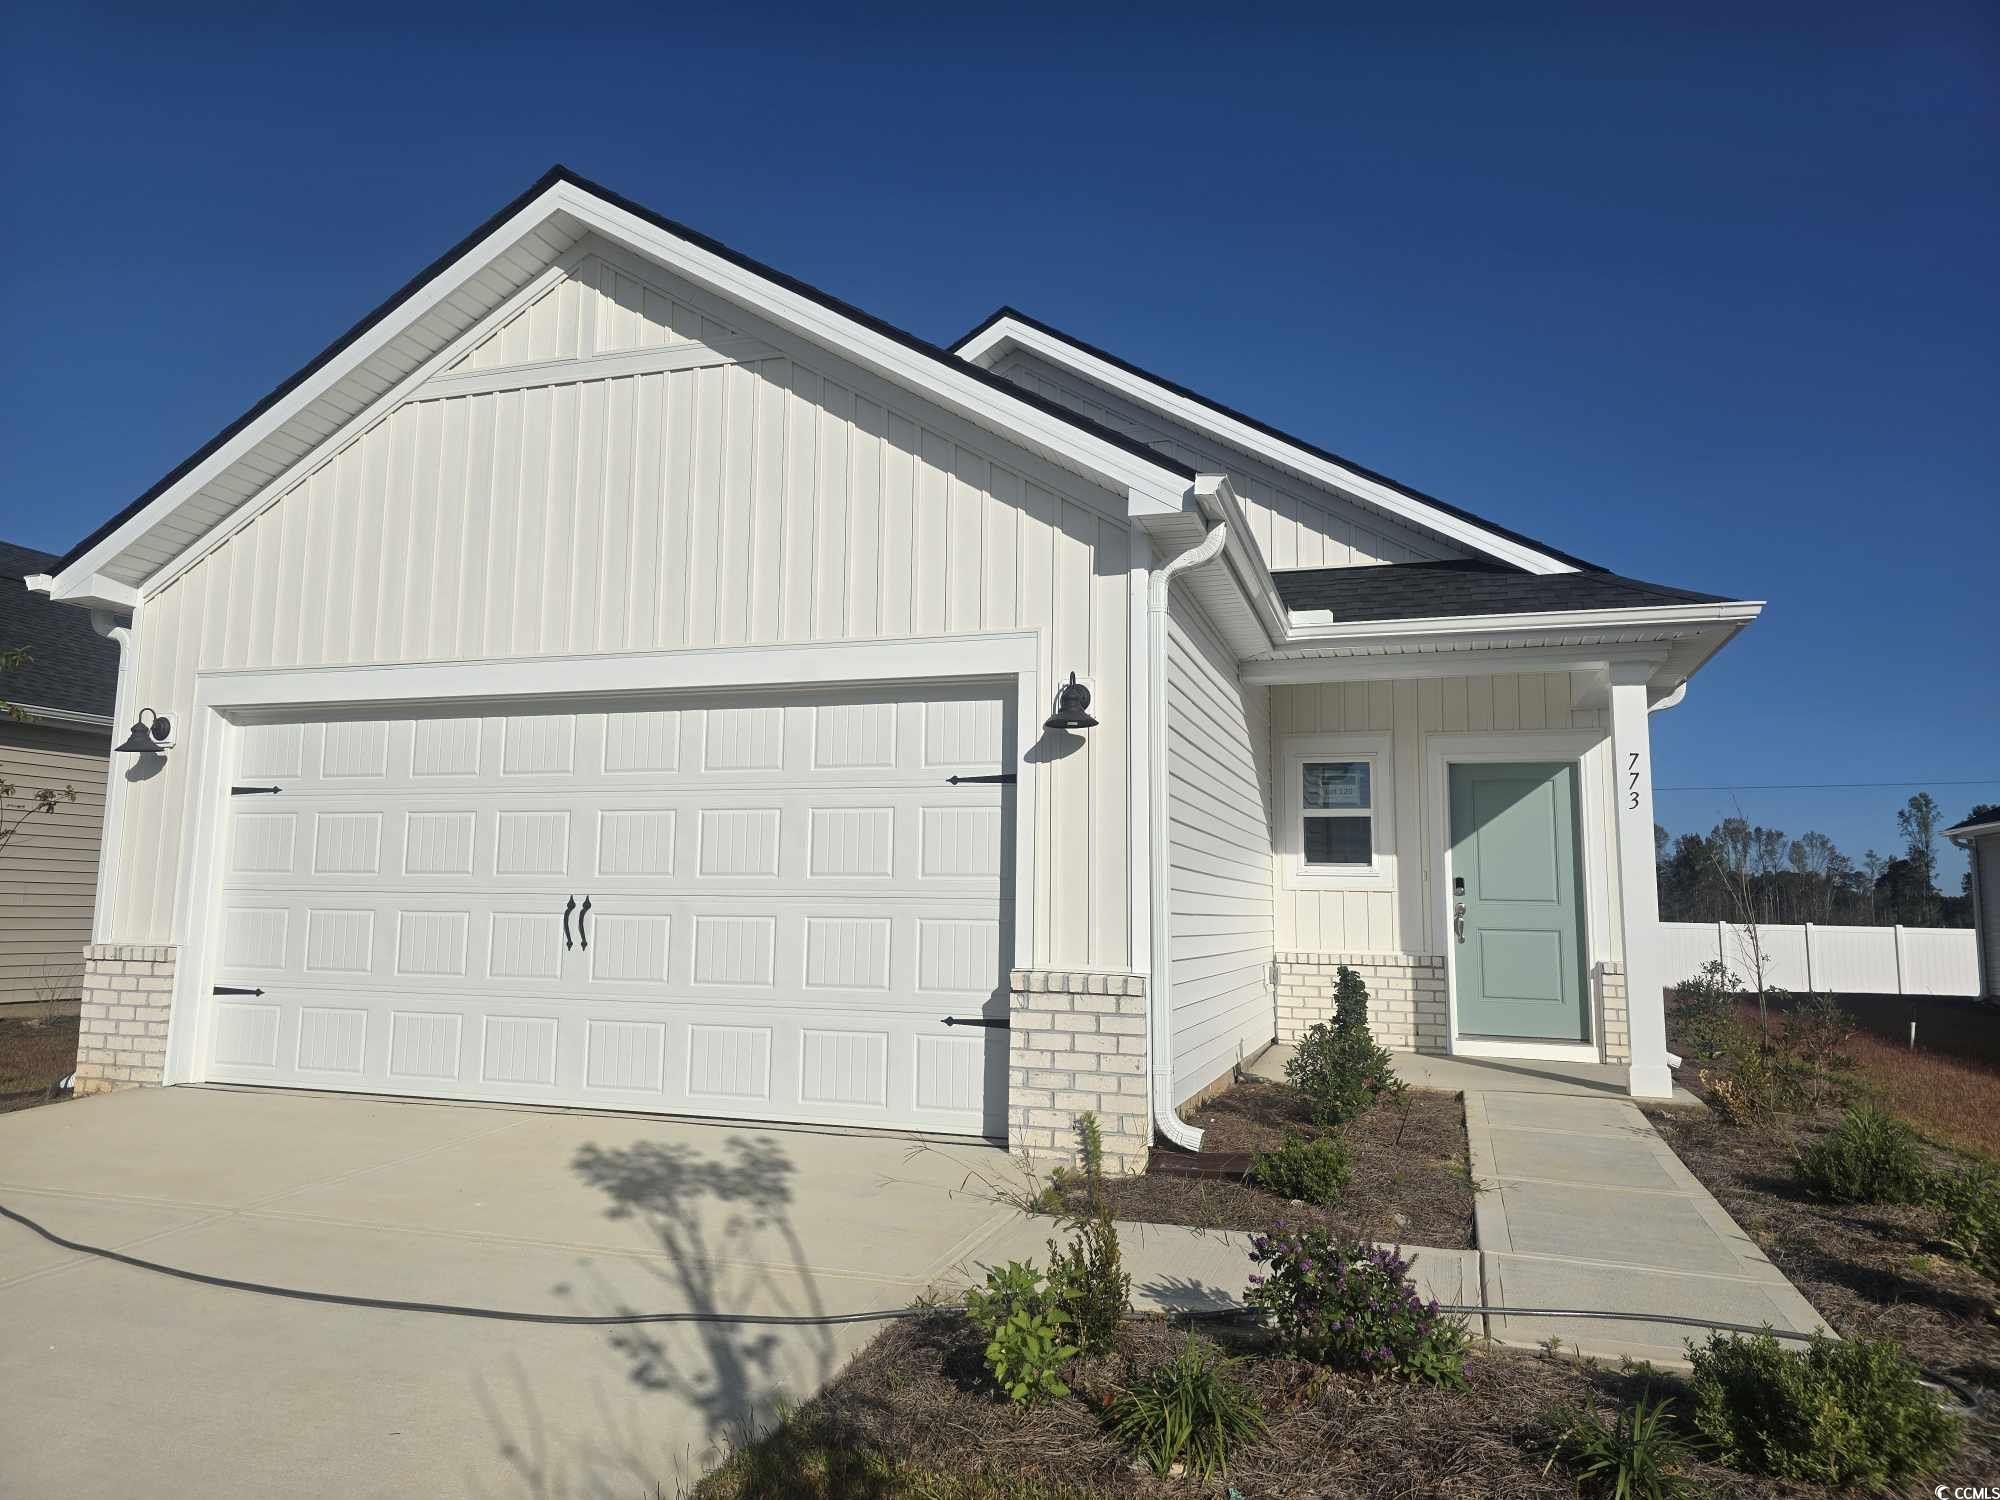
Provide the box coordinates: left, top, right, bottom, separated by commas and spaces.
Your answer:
230, 785, 284, 795
941, 1016, 1009, 1028
212, 985, 265, 996
944, 773, 1016, 785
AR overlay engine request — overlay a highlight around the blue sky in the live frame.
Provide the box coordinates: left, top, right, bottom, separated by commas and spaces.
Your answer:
4, 3, 1994, 881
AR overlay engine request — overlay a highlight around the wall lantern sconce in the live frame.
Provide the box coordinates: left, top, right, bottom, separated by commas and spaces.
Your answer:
114, 708, 173, 756
1043, 673, 1098, 732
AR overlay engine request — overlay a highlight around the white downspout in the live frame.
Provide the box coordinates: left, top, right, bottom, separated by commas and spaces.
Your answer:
1147, 522, 1229, 1151
87, 607, 134, 940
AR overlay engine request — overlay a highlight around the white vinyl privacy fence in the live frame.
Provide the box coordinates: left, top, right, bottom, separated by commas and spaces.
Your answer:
1659, 922, 1981, 998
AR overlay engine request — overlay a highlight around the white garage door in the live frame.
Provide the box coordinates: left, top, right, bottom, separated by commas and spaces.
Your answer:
204, 684, 1013, 1137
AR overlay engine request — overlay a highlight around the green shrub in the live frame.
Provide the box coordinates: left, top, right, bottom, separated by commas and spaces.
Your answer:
1104, 1333, 1266, 1481
1250, 1131, 1352, 1204
1779, 993, 1857, 1107
1284, 965, 1401, 1127
965, 1259, 1079, 1407
1671, 959, 1747, 1060
1794, 1104, 1932, 1204
1933, 1159, 2000, 1281
1246, 1227, 1469, 1386
1543, 1391, 1690, 1500
1044, 1214, 1129, 1356
1687, 1330, 1957, 1486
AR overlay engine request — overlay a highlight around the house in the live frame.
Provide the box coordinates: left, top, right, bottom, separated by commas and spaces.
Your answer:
1948, 810, 2000, 1000
28, 167, 1760, 1171
0, 542, 119, 1010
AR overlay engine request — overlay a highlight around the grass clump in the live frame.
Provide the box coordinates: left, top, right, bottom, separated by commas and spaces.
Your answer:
1103, 1333, 1265, 1481
1794, 1103, 1932, 1204
1687, 1329, 1957, 1487
1249, 1130, 1351, 1205
1541, 1391, 1691, 1500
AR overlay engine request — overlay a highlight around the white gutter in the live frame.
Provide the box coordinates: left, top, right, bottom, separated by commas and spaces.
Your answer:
1146, 520, 1230, 1152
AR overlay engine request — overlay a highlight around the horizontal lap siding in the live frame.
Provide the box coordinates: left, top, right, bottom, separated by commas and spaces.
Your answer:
113, 262, 1132, 972
988, 350, 1462, 572
1166, 594, 1274, 1104
1271, 673, 1616, 958
0, 731, 108, 1001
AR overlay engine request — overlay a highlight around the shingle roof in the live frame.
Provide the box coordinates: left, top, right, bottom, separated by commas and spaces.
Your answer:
1, 542, 120, 718
1272, 558, 1737, 623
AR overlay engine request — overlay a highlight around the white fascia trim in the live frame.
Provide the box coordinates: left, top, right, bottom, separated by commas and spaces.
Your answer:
1948, 819, 2000, 844
47, 186, 581, 602
1281, 598, 1765, 644
1187, 474, 1286, 650
555, 189, 1192, 518
958, 317, 1578, 574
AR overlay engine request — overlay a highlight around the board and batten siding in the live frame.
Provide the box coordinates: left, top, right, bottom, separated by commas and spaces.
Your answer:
1976, 833, 2000, 998
107, 249, 1135, 974
1166, 591, 1275, 1104
987, 348, 1466, 573
1270, 673, 1621, 960
0, 727, 109, 1004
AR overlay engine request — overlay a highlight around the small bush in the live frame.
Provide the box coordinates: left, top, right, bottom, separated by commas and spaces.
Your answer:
1044, 1214, 1129, 1356
1779, 992, 1857, 1107
1250, 1131, 1352, 1204
1794, 1104, 1932, 1204
965, 1259, 1078, 1407
1543, 1391, 1690, 1500
1285, 966, 1401, 1127
1672, 960, 1747, 1060
1246, 1227, 1469, 1386
1933, 1159, 2000, 1281
1687, 1330, 1957, 1487
1104, 1333, 1266, 1480
1075, 1111, 1105, 1212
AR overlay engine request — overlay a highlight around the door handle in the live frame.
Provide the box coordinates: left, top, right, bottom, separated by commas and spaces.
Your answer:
1454, 901, 1467, 943
562, 895, 576, 951
578, 896, 591, 951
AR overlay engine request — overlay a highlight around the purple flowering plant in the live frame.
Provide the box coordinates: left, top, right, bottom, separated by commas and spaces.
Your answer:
1245, 1225, 1469, 1387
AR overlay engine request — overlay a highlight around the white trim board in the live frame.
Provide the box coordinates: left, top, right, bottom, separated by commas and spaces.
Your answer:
161, 631, 1043, 1085
1422, 729, 1610, 1061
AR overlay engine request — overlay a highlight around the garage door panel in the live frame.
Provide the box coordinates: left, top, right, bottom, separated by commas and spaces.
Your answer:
209, 685, 1013, 1137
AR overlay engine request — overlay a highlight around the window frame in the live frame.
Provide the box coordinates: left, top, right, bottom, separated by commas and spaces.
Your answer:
1280, 731, 1395, 891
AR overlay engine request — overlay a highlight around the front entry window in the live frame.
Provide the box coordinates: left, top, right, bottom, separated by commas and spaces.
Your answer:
1302, 761, 1372, 867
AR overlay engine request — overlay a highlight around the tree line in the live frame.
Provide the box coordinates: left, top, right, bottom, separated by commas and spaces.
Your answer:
1655, 792, 1990, 930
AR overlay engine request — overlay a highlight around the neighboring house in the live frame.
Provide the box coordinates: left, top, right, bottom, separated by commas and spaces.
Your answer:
1948, 811, 2000, 1000
0, 541, 118, 1009
29, 167, 1760, 1170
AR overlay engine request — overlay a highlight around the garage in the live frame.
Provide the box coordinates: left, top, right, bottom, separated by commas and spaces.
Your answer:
203, 682, 1014, 1138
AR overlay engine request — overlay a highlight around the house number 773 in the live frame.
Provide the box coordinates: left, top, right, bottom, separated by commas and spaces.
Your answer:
1626, 752, 1642, 811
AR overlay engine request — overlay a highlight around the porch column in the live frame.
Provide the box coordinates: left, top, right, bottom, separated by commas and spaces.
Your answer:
1609, 661, 1672, 1098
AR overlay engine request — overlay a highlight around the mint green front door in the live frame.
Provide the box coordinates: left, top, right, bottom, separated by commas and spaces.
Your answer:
1448, 762, 1589, 1042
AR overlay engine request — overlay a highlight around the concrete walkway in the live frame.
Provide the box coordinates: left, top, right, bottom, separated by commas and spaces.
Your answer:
1249, 1046, 1831, 1364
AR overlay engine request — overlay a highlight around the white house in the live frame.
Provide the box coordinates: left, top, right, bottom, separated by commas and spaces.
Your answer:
1948, 810, 2000, 999
29, 168, 1760, 1173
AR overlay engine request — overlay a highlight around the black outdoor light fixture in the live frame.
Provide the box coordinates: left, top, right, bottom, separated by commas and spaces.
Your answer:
114, 708, 173, 756
1043, 672, 1098, 732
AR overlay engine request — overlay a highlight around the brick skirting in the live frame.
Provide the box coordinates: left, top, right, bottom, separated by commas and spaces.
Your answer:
1007, 969, 1150, 1175
1275, 951, 1449, 1054
74, 944, 177, 1096
1595, 961, 1631, 1063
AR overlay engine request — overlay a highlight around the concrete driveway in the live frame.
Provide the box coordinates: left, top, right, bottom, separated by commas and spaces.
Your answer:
0, 1086, 1022, 1498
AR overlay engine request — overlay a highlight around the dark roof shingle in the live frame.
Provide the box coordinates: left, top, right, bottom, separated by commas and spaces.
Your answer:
1, 542, 120, 719
1272, 558, 1736, 624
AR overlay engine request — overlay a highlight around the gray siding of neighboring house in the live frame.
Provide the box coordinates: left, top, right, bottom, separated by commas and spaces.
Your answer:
0, 720, 109, 1006
1977, 832, 2000, 1000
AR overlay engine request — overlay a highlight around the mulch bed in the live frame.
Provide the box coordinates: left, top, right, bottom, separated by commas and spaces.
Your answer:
1051, 1078, 1475, 1251
0, 1015, 78, 1114
694, 1312, 1856, 1499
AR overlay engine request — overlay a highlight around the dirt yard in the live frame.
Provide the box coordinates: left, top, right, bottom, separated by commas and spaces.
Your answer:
0, 1013, 77, 1114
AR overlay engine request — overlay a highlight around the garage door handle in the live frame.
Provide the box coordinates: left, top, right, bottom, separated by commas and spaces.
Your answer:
562, 896, 576, 951
577, 896, 591, 950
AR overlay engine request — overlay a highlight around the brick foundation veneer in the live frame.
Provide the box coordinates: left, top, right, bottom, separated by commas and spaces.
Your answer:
74, 944, 177, 1095
1275, 952, 1448, 1053
1594, 961, 1631, 1063
1007, 969, 1150, 1175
